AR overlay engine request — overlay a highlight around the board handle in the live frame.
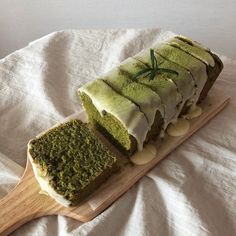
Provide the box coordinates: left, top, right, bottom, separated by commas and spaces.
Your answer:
0, 160, 54, 235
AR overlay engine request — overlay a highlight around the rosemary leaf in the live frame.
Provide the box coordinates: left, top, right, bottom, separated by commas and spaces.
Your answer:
158, 68, 179, 76
150, 49, 155, 69
133, 68, 152, 80
132, 48, 178, 81
149, 70, 156, 81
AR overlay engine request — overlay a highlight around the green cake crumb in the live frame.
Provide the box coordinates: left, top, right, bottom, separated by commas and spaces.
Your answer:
29, 119, 118, 205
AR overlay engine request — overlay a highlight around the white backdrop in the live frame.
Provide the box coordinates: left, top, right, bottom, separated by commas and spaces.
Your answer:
0, 0, 236, 59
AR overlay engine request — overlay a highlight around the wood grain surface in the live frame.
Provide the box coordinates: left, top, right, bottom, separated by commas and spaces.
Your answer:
0, 87, 230, 235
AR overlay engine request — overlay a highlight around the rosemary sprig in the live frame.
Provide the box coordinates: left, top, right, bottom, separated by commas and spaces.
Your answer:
133, 49, 178, 81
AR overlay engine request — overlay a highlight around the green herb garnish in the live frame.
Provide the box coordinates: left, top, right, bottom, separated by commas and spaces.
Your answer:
133, 49, 178, 81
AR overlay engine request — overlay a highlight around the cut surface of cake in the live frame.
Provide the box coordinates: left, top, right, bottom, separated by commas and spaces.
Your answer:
79, 79, 149, 154
78, 35, 223, 155
28, 119, 118, 206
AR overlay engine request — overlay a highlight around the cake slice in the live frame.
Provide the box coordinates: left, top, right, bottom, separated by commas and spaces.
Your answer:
153, 43, 208, 106
102, 66, 164, 141
28, 119, 118, 206
167, 35, 223, 101
79, 79, 149, 154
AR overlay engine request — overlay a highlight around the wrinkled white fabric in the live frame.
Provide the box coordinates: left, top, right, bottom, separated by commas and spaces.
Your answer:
0, 29, 235, 236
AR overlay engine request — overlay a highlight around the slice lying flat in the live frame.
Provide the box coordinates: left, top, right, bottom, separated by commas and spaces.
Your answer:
28, 119, 118, 206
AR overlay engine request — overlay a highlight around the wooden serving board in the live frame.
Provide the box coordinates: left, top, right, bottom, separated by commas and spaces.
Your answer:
0, 87, 230, 235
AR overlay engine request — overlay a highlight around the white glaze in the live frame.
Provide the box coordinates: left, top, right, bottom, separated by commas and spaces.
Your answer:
162, 79, 183, 129
28, 146, 71, 207
139, 92, 164, 130
130, 144, 157, 165
167, 118, 190, 137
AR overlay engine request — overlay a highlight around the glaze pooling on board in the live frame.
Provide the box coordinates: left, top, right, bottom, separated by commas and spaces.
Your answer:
130, 144, 157, 165
166, 118, 190, 137
183, 105, 202, 119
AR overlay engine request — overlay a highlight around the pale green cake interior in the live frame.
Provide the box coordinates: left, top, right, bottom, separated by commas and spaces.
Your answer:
80, 91, 134, 153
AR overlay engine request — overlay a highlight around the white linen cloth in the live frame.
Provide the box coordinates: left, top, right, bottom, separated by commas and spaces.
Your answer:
0, 29, 236, 236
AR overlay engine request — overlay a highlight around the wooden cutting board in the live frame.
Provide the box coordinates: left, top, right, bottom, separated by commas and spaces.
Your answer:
0, 86, 230, 235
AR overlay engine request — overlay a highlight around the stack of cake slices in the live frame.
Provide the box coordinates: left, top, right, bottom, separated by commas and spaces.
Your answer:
28, 35, 223, 206
79, 35, 223, 155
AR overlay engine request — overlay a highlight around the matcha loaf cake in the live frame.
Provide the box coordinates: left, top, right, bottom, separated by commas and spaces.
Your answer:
79, 35, 223, 155
28, 119, 118, 206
